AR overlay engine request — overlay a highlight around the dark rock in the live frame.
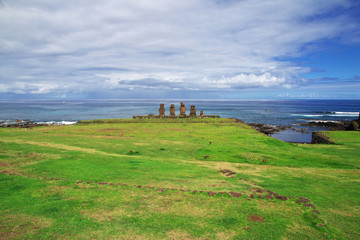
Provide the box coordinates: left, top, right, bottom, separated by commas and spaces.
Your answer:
300, 120, 352, 131
276, 196, 288, 201
296, 197, 312, 203
219, 169, 236, 176
311, 210, 321, 215
265, 195, 273, 200
303, 203, 316, 209
312, 132, 335, 144
247, 123, 289, 135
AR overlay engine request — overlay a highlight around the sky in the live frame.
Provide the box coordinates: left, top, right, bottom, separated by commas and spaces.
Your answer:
0, 0, 359, 100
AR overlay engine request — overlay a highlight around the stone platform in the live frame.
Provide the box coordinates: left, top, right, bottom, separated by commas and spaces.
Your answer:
133, 102, 220, 119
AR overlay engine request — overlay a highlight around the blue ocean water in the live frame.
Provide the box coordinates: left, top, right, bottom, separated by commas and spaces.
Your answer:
1, 99, 359, 142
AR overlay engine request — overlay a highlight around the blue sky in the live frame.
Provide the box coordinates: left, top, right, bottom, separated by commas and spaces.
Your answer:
0, 0, 359, 99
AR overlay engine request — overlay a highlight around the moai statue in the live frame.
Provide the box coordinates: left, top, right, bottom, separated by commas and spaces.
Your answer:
159, 103, 165, 117
180, 102, 186, 116
200, 110, 204, 116
190, 105, 197, 116
169, 104, 176, 116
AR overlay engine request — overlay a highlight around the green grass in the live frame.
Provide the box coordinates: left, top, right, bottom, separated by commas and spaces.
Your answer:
0, 118, 359, 239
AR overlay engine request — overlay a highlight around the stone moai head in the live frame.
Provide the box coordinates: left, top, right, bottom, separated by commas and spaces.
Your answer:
159, 103, 165, 116
180, 102, 186, 115
190, 105, 196, 116
170, 104, 176, 116
200, 110, 204, 116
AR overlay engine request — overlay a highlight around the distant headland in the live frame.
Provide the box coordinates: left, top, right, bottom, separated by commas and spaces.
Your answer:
133, 102, 220, 119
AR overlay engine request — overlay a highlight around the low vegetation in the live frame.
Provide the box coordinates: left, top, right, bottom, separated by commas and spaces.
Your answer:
1, 118, 359, 239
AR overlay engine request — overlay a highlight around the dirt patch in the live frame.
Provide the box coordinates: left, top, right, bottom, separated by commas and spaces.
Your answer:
296, 197, 312, 204
248, 214, 264, 222
229, 192, 242, 197
0, 162, 11, 167
0, 168, 22, 176
219, 169, 236, 177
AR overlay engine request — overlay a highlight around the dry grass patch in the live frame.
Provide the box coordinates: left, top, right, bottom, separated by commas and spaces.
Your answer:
283, 222, 322, 240
158, 139, 185, 145
329, 207, 358, 217
46, 185, 71, 193
2, 139, 135, 158
215, 230, 237, 240
83, 208, 127, 222
168, 128, 187, 132
75, 230, 153, 240
0, 149, 59, 166
166, 230, 205, 240
0, 162, 11, 167
0, 212, 52, 240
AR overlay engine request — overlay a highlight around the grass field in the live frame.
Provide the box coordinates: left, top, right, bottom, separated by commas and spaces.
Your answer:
1, 118, 359, 239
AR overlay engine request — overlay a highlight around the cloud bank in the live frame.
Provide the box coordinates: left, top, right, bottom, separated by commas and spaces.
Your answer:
0, 0, 359, 98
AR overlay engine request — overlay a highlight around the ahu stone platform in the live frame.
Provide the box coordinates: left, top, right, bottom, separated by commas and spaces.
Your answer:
133, 102, 220, 119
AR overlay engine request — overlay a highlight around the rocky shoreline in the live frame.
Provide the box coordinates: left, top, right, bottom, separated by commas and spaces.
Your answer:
247, 123, 290, 135
296, 120, 353, 131
248, 118, 359, 144
0, 120, 77, 128
248, 119, 359, 136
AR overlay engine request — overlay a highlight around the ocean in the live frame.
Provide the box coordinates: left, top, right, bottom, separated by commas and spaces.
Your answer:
1, 99, 359, 143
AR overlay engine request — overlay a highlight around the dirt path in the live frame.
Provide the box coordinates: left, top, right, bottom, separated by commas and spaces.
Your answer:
2, 139, 136, 158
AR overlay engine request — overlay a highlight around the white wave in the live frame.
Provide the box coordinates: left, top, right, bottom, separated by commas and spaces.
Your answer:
333, 112, 359, 116
36, 121, 77, 125
307, 120, 342, 123
59, 121, 77, 125
292, 112, 359, 118
291, 114, 323, 117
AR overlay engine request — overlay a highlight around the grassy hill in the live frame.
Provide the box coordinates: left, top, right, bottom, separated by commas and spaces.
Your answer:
1, 118, 359, 239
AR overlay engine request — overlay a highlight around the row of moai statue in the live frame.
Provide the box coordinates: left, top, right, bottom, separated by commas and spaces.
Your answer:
159, 102, 203, 117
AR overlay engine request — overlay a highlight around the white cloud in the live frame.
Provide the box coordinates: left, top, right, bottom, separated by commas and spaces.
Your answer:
0, 0, 358, 97
0, 81, 58, 94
